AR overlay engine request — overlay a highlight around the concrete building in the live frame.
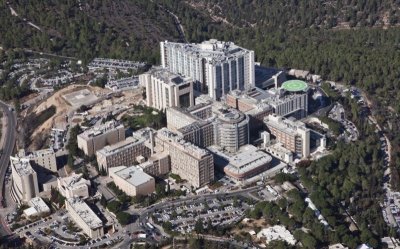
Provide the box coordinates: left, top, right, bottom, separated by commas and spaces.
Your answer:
57, 173, 91, 199
109, 166, 155, 196
26, 148, 58, 172
23, 197, 50, 218
209, 145, 272, 181
96, 135, 151, 172
65, 198, 104, 239
155, 128, 214, 188
264, 114, 310, 158
140, 67, 194, 110
10, 156, 39, 204
77, 121, 125, 156
226, 87, 308, 122
212, 107, 250, 153
161, 39, 255, 100
137, 152, 170, 177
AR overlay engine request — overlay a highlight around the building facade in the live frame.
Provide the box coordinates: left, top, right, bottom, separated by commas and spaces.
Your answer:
264, 114, 310, 157
161, 39, 255, 100
109, 166, 155, 196
26, 148, 58, 172
155, 128, 214, 188
96, 135, 151, 172
65, 198, 104, 239
140, 67, 194, 110
10, 156, 39, 204
77, 121, 125, 156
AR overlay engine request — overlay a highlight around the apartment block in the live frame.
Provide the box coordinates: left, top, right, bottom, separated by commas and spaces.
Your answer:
65, 198, 104, 239
77, 121, 125, 156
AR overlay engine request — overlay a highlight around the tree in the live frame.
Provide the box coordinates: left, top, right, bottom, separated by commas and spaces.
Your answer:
116, 212, 131, 225
107, 200, 122, 213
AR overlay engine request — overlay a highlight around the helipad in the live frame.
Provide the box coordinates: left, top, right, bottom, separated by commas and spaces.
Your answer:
281, 80, 308, 92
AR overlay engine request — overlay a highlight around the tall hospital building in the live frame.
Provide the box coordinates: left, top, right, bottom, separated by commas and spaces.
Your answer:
160, 39, 255, 100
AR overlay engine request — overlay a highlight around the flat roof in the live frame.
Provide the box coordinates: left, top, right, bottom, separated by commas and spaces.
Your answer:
147, 67, 192, 86
66, 198, 103, 229
58, 173, 89, 190
29, 197, 50, 213
281, 80, 308, 92
10, 156, 35, 176
114, 166, 154, 187
78, 121, 123, 140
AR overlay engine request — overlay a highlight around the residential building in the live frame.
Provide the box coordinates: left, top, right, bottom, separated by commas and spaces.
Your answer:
209, 145, 272, 181
161, 39, 255, 100
65, 198, 104, 239
109, 166, 155, 196
155, 128, 214, 188
140, 67, 194, 110
57, 173, 91, 199
77, 121, 125, 156
23, 197, 50, 218
96, 135, 151, 172
10, 156, 39, 204
264, 114, 310, 157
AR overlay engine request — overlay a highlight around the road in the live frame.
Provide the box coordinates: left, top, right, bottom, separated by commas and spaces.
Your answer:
116, 186, 263, 248
0, 101, 17, 237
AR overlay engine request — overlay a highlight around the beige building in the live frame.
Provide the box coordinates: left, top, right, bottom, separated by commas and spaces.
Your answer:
57, 173, 91, 199
10, 156, 39, 204
65, 198, 104, 239
137, 152, 170, 177
23, 197, 50, 218
26, 148, 58, 172
264, 114, 310, 158
140, 67, 194, 111
77, 121, 125, 156
109, 166, 155, 196
155, 128, 214, 188
96, 135, 151, 172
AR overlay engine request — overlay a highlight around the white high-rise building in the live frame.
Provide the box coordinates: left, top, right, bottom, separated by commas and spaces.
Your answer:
160, 39, 255, 100
10, 156, 39, 204
140, 67, 194, 111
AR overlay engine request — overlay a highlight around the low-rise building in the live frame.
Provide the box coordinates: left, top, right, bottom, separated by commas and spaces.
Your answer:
65, 198, 104, 239
77, 121, 125, 156
109, 166, 155, 196
23, 197, 50, 218
57, 173, 91, 199
209, 145, 272, 181
10, 156, 39, 204
96, 135, 151, 172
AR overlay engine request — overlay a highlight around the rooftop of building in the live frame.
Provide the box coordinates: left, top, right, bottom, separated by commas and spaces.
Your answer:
163, 39, 252, 63
213, 107, 247, 124
78, 121, 123, 140
10, 156, 35, 177
28, 148, 55, 158
281, 80, 309, 92
146, 66, 192, 86
28, 197, 50, 213
112, 166, 154, 187
96, 135, 146, 157
66, 198, 103, 229
264, 114, 309, 134
58, 173, 89, 190
266, 141, 293, 155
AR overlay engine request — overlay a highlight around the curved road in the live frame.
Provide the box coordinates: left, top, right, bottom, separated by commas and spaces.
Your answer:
0, 101, 17, 236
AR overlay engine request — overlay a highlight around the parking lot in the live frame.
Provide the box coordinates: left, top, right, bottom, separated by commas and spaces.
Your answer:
152, 196, 253, 234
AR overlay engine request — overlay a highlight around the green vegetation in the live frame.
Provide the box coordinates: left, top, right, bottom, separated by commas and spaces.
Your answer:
319, 116, 343, 136
50, 187, 65, 208
116, 211, 132, 226
169, 173, 185, 184
66, 125, 82, 167
121, 105, 166, 131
